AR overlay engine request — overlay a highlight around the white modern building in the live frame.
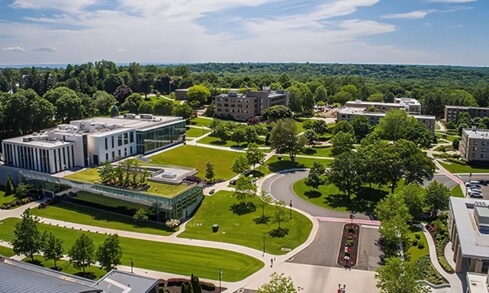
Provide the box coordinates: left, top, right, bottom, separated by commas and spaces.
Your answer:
1, 114, 186, 173
344, 98, 422, 115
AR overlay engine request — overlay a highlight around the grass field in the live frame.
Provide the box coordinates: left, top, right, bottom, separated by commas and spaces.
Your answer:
149, 145, 242, 179
301, 146, 333, 157
0, 188, 16, 205
0, 245, 14, 257
31, 202, 175, 236
186, 127, 210, 137
189, 117, 214, 127
407, 227, 429, 263
436, 133, 459, 143
198, 135, 266, 148
451, 185, 464, 198
179, 191, 312, 255
439, 161, 489, 174
261, 155, 333, 175
0, 218, 263, 282
292, 179, 405, 213
66, 169, 190, 197
25, 256, 107, 280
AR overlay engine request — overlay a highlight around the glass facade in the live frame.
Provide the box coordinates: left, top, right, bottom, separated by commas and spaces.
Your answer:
136, 121, 186, 154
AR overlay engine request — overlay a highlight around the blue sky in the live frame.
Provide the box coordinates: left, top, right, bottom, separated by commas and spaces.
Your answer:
0, 0, 487, 66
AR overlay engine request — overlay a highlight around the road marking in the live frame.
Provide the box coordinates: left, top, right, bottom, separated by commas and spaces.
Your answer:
315, 216, 380, 226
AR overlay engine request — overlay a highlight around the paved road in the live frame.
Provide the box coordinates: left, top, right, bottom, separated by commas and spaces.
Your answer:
425, 174, 458, 190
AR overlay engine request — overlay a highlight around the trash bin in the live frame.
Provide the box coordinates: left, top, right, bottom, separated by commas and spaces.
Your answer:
212, 224, 219, 233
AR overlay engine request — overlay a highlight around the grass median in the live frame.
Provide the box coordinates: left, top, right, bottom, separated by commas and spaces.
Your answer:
0, 218, 263, 282
179, 191, 313, 255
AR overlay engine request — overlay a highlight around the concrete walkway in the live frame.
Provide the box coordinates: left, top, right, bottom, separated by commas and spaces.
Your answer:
423, 229, 462, 292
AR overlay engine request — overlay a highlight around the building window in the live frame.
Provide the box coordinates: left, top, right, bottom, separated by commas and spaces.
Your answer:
118, 149, 121, 158
483, 141, 487, 146
130, 146, 133, 154
112, 151, 115, 160
473, 147, 478, 151
124, 133, 128, 145
118, 135, 122, 146
482, 154, 486, 159
129, 132, 134, 143
105, 137, 108, 150
105, 153, 109, 161
111, 136, 114, 148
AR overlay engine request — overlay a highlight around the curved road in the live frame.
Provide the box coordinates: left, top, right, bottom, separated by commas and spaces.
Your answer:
264, 169, 369, 220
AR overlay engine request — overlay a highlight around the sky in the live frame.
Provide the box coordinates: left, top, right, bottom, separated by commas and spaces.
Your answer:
0, 0, 488, 66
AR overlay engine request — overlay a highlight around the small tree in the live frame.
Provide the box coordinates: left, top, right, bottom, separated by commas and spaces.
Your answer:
68, 234, 95, 273
376, 257, 429, 293
190, 274, 202, 293
41, 231, 64, 269
15, 183, 29, 199
205, 161, 215, 181
133, 209, 148, 225
234, 175, 257, 203
231, 155, 250, 174
452, 138, 460, 150
96, 234, 123, 271
304, 162, 325, 189
11, 209, 42, 261
272, 201, 288, 229
246, 143, 265, 169
257, 272, 297, 293
5, 173, 15, 195
257, 190, 273, 223
425, 181, 450, 218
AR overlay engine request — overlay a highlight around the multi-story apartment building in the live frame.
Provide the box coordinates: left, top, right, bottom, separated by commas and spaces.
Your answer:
445, 106, 489, 123
1, 114, 186, 173
336, 107, 435, 132
345, 98, 422, 115
460, 128, 489, 164
214, 88, 289, 121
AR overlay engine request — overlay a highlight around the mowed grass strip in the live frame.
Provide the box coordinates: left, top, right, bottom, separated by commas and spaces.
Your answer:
0, 218, 263, 282
186, 127, 210, 137
407, 227, 429, 263
179, 191, 312, 255
149, 145, 242, 180
25, 256, 107, 280
0, 245, 14, 257
189, 117, 214, 128
261, 155, 333, 175
450, 184, 464, 198
31, 202, 175, 236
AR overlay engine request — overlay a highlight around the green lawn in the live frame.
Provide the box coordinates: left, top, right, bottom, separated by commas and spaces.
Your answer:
261, 155, 333, 175
25, 256, 107, 280
435, 123, 441, 130
189, 117, 214, 127
439, 161, 489, 173
31, 202, 175, 236
407, 227, 429, 263
0, 245, 14, 257
436, 133, 459, 143
0, 188, 16, 205
292, 179, 405, 213
65, 168, 100, 182
186, 127, 210, 137
294, 120, 305, 133
0, 218, 263, 282
149, 145, 242, 180
300, 146, 333, 157
66, 169, 190, 197
450, 185, 464, 197
179, 191, 312, 255
198, 135, 265, 148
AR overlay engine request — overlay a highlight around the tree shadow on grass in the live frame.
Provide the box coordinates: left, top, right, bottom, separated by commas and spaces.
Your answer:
323, 187, 388, 214
209, 140, 228, 146
304, 190, 321, 199
253, 215, 270, 224
267, 160, 306, 173
25, 259, 43, 266
269, 227, 289, 238
230, 202, 256, 215
302, 148, 317, 155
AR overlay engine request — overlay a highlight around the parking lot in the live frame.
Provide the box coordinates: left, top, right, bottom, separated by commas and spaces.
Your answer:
458, 175, 489, 200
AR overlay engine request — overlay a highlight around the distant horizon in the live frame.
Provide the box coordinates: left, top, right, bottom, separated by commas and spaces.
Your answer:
1, 61, 488, 70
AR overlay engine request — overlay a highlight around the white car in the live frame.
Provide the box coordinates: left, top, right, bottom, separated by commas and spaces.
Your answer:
469, 192, 483, 199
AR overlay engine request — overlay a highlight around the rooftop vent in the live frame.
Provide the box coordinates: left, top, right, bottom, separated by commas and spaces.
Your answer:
140, 114, 153, 120
228, 92, 238, 97
124, 113, 136, 119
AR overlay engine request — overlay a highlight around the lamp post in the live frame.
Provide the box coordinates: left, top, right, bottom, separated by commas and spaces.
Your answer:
218, 268, 222, 293
130, 258, 134, 273
262, 233, 266, 256
289, 200, 292, 219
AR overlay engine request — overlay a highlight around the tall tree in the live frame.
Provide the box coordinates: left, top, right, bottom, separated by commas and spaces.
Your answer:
11, 209, 42, 261
375, 109, 411, 142
41, 231, 64, 269
425, 181, 450, 218
68, 234, 95, 273
326, 151, 363, 199
231, 125, 246, 146
304, 162, 325, 190
269, 119, 304, 161
5, 173, 15, 195
261, 105, 293, 122
232, 155, 250, 174
205, 161, 215, 181
234, 175, 257, 203
186, 84, 211, 106
398, 183, 426, 220
96, 234, 123, 271
153, 98, 174, 116
351, 115, 371, 142
331, 131, 355, 156
333, 120, 354, 135
376, 257, 429, 293
246, 143, 265, 169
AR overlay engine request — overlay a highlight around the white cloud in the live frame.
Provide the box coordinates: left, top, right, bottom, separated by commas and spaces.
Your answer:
34, 46, 57, 52
2, 46, 25, 52
381, 10, 434, 20
428, 0, 476, 3
10, 0, 97, 12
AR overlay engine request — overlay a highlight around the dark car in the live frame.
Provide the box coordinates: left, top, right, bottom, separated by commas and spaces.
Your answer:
229, 179, 237, 185
209, 189, 216, 194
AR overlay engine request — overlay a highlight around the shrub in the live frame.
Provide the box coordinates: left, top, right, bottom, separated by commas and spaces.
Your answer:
417, 240, 425, 249
166, 278, 188, 287
415, 233, 421, 240
415, 256, 446, 285
165, 219, 180, 229
202, 282, 216, 291
412, 239, 418, 246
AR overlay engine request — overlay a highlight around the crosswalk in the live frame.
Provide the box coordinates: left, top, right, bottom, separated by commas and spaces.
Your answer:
315, 216, 381, 226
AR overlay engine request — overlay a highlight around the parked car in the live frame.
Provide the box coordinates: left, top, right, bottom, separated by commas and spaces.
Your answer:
209, 189, 216, 194
229, 179, 237, 185
466, 182, 481, 188
467, 186, 482, 192
469, 193, 483, 199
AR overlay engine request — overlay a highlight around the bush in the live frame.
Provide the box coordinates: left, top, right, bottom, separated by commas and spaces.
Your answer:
412, 239, 418, 246
415, 233, 421, 240
165, 219, 180, 229
417, 240, 425, 249
166, 278, 187, 287
202, 282, 216, 291
415, 256, 446, 285
269, 227, 289, 238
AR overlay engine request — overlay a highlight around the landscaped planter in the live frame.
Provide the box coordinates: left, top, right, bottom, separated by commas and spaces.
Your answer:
337, 223, 360, 268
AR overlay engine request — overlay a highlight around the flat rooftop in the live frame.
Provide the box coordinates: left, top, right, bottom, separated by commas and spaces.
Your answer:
446, 105, 489, 110
93, 270, 158, 293
466, 273, 488, 293
450, 197, 489, 259
0, 257, 99, 293
73, 115, 184, 132
337, 108, 434, 119
463, 128, 489, 139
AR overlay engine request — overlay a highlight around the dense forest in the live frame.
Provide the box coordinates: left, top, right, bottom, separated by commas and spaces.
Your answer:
0, 61, 489, 142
